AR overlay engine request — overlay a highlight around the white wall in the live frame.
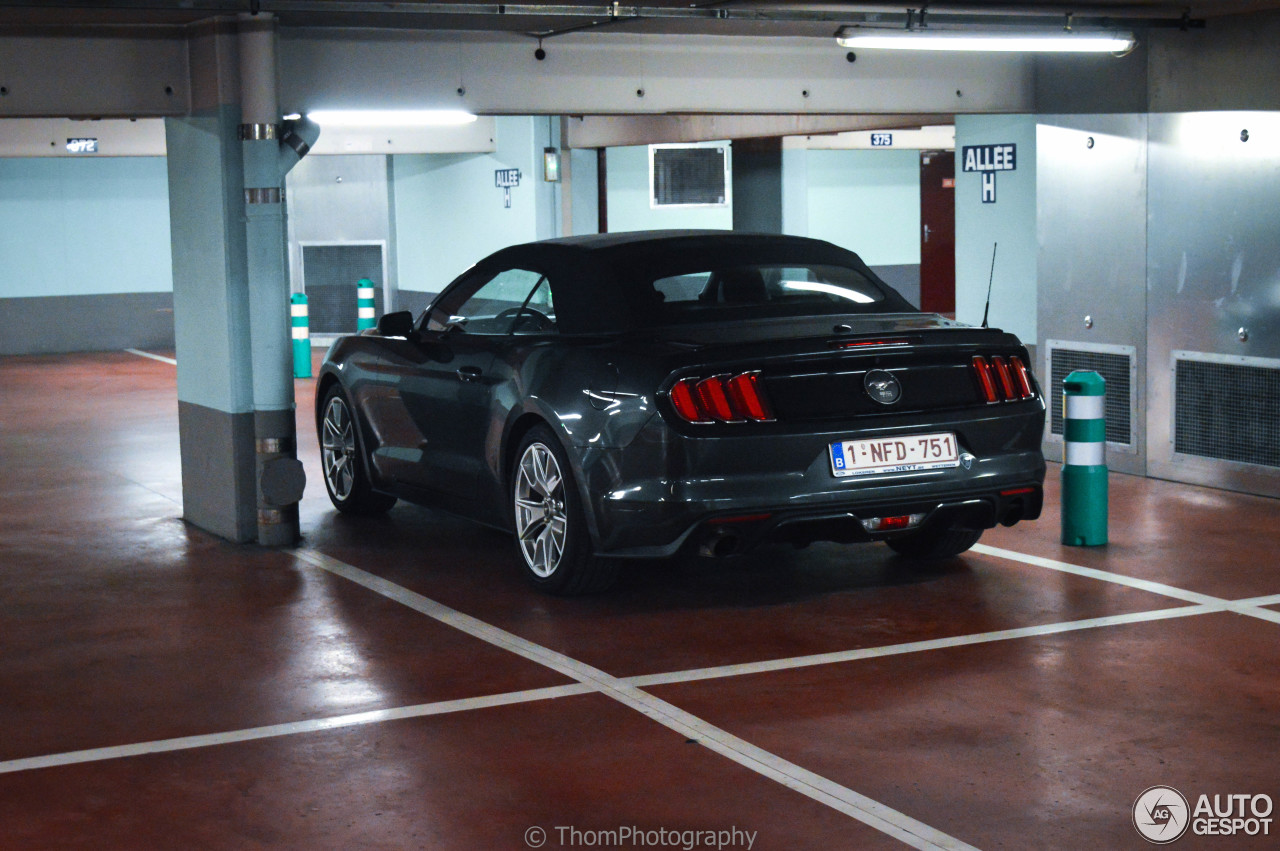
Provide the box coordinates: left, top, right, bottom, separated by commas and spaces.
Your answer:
795, 149, 921, 267
392, 116, 553, 295
603, 144, 733, 233
954, 114, 1038, 343
0, 157, 172, 298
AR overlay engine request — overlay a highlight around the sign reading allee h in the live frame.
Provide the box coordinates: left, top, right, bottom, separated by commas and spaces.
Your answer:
961, 143, 1017, 205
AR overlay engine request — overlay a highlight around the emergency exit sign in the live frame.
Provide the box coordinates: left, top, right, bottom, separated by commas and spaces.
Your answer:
961, 143, 1017, 204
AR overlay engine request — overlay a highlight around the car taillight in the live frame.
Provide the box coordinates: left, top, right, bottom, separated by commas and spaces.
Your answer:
972, 355, 1037, 404
670, 371, 775, 424
990, 356, 1017, 399
1009, 356, 1035, 398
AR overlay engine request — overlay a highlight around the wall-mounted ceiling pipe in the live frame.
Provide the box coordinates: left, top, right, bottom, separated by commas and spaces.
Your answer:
239, 10, 314, 547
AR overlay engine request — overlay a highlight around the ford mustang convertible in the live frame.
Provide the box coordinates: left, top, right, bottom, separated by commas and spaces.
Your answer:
316, 231, 1045, 594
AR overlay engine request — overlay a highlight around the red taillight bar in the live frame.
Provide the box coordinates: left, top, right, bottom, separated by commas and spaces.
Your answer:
990, 356, 1017, 400
726, 372, 774, 422
1009, 356, 1035, 398
669, 378, 702, 422
670, 371, 775, 424
972, 356, 1000, 404
695, 376, 739, 421
972, 355, 1037, 403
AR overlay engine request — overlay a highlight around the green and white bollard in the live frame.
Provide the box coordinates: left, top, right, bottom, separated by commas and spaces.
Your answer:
290, 292, 311, 379
357, 278, 376, 331
1061, 370, 1107, 546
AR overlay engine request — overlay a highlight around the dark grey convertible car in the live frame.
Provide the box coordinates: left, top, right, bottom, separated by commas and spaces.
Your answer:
316, 231, 1045, 594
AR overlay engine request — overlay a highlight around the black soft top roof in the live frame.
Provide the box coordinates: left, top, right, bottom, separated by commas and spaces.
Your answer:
463, 231, 915, 333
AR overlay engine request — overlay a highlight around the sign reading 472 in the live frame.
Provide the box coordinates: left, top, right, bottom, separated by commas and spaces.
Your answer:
961, 143, 1017, 204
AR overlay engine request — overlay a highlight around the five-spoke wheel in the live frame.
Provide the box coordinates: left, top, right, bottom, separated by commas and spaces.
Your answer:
511, 426, 618, 594
320, 386, 396, 515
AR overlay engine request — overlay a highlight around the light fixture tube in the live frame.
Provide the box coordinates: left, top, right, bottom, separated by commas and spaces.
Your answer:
305, 109, 479, 127
836, 28, 1135, 53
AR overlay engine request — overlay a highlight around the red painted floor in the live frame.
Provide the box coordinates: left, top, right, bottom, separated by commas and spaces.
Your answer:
2, 351, 1278, 850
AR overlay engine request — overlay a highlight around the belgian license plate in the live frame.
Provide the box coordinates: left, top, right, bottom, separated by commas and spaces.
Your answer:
829, 432, 960, 478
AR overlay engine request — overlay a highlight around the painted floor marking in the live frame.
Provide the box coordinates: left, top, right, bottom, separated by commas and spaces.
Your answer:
0, 684, 592, 775
972, 543, 1280, 624
8, 543, 1276, 847
293, 549, 977, 851
124, 348, 177, 366
627, 604, 1217, 688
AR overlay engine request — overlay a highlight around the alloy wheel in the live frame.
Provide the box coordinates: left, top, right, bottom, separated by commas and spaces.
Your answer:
513, 442, 569, 578
321, 395, 357, 501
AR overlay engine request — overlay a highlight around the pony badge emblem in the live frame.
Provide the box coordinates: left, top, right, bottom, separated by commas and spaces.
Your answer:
864, 370, 902, 406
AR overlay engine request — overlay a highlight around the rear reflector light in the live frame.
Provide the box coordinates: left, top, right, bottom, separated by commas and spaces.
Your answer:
862, 513, 926, 532
972, 355, 1036, 404
670, 371, 775, 424
1001, 487, 1036, 496
708, 513, 773, 525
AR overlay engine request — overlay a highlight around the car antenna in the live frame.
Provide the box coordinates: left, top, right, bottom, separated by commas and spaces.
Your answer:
981, 242, 997, 329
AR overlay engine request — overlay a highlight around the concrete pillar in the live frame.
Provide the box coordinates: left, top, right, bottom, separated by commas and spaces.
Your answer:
166, 19, 257, 542
165, 15, 310, 545
731, 137, 783, 234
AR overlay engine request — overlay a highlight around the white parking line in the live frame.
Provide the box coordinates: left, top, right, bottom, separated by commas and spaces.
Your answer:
124, 348, 177, 366
294, 549, 979, 851
0, 684, 592, 776
972, 543, 1280, 623
7, 543, 1274, 848
627, 604, 1218, 688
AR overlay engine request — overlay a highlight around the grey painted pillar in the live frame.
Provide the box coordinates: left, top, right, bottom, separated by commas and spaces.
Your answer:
731, 137, 783, 234
166, 16, 311, 545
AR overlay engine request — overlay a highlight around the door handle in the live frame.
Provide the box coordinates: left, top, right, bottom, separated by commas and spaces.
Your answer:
456, 366, 482, 383
923, 223, 931, 243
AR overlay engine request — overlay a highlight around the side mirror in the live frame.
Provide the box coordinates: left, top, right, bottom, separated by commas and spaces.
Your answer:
376, 310, 414, 338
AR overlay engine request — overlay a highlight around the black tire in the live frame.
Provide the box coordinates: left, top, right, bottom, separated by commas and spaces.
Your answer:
885, 526, 983, 559
319, 385, 397, 515
510, 425, 619, 595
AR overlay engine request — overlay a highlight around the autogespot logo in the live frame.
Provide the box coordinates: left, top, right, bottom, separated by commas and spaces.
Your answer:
1134, 786, 1191, 844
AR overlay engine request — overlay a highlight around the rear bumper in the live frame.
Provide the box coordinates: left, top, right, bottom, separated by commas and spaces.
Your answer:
580, 405, 1046, 558
595, 473, 1044, 559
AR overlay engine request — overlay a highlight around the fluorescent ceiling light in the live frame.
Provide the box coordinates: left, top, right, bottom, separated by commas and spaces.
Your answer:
836, 28, 1135, 53
305, 109, 479, 127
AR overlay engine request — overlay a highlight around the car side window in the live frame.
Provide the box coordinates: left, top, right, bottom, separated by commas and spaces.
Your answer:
509, 276, 557, 336
426, 267, 554, 335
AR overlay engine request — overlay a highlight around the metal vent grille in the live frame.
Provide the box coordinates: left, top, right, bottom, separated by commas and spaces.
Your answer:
651, 146, 727, 207
1047, 344, 1134, 446
1175, 356, 1280, 468
302, 244, 385, 334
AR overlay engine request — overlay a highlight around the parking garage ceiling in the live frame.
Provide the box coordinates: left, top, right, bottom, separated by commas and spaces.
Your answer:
3, 1, 1280, 38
